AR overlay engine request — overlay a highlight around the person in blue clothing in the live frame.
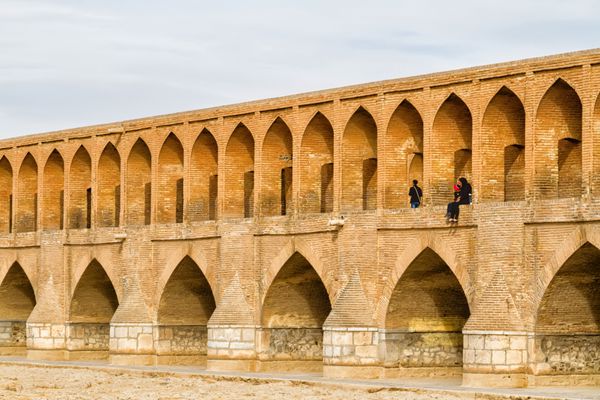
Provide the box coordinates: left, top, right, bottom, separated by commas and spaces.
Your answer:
446, 177, 472, 222
408, 179, 423, 208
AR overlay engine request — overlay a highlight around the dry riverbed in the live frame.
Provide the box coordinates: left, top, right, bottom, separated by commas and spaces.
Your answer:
0, 364, 461, 400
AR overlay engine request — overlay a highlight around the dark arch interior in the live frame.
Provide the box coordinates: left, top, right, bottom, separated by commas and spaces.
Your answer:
68, 260, 118, 356
385, 248, 469, 370
0, 263, 36, 352
534, 243, 600, 375
260, 252, 331, 367
156, 256, 215, 365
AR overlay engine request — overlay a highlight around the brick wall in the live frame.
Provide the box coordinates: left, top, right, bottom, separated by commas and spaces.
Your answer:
0, 50, 598, 386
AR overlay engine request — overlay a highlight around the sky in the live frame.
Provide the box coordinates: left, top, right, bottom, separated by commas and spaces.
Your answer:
1, 0, 599, 139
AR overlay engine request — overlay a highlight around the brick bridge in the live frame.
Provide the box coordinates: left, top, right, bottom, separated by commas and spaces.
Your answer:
0, 49, 600, 388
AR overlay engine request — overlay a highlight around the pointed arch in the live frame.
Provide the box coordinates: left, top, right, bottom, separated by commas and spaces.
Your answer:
126, 138, 152, 225
157, 256, 215, 325
341, 106, 378, 211
533, 232, 600, 376
68, 146, 92, 229
480, 87, 526, 202
378, 233, 472, 323
382, 245, 470, 371
384, 100, 423, 209
68, 259, 118, 357
42, 150, 64, 230
262, 237, 332, 304
157, 133, 184, 224
189, 129, 218, 222
534, 78, 582, 199
0, 157, 12, 233
299, 112, 334, 214
0, 262, 36, 320
260, 250, 331, 369
97, 143, 121, 227
430, 94, 472, 205
224, 123, 255, 218
0, 262, 36, 353
16, 153, 37, 232
261, 117, 293, 216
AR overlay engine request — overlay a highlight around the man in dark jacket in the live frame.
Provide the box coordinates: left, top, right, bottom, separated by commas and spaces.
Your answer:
408, 179, 423, 208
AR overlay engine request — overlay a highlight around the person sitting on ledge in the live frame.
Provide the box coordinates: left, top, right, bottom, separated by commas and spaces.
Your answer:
446, 177, 471, 223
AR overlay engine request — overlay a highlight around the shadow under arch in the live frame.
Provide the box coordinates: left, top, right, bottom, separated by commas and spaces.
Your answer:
155, 254, 216, 366
258, 239, 332, 373
0, 261, 36, 355
67, 259, 119, 359
378, 234, 471, 376
531, 226, 600, 378
377, 233, 472, 323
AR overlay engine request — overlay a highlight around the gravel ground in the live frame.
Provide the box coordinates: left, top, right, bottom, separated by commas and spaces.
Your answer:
0, 364, 459, 400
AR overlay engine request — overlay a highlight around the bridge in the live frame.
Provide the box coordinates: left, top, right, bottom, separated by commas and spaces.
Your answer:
0, 49, 599, 388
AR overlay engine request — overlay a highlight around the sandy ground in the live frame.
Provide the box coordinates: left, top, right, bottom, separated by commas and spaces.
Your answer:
0, 364, 462, 400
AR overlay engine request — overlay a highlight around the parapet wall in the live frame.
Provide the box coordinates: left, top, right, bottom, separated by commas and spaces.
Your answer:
1, 49, 600, 388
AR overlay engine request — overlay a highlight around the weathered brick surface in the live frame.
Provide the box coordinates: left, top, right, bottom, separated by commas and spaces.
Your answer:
0, 50, 599, 387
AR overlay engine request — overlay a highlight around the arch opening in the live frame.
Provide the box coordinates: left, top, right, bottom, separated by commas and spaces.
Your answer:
384, 248, 469, 375
97, 143, 121, 227
157, 134, 184, 224
156, 256, 215, 365
0, 157, 12, 233
42, 150, 64, 230
342, 107, 377, 211
299, 113, 334, 214
430, 95, 472, 206
261, 118, 293, 216
16, 153, 38, 232
126, 139, 152, 226
0, 263, 35, 354
481, 87, 526, 202
67, 260, 118, 358
535, 79, 582, 199
189, 129, 218, 222
259, 252, 331, 372
68, 146, 92, 229
533, 243, 600, 376
224, 124, 255, 218
384, 101, 423, 209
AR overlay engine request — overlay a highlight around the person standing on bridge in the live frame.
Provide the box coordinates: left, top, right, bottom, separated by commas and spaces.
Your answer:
408, 179, 423, 208
446, 177, 471, 222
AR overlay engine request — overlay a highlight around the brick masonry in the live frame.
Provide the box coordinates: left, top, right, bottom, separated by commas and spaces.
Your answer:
0, 50, 599, 387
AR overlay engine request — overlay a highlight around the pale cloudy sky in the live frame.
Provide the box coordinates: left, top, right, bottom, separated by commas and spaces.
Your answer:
1, 0, 599, 139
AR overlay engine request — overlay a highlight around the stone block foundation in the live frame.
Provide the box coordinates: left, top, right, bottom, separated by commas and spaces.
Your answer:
154, 324, 208, 366
527, 333, 600, 386
0, 321, 27, 355
462, 331, 528, 388
323, 327, 381, 378
109, 323, 155, 366
256, 327, 323, 373
26, 323, 67, 360
66, 323, 110, 360
381, 330, 463, 378
207, 325, 257, 372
